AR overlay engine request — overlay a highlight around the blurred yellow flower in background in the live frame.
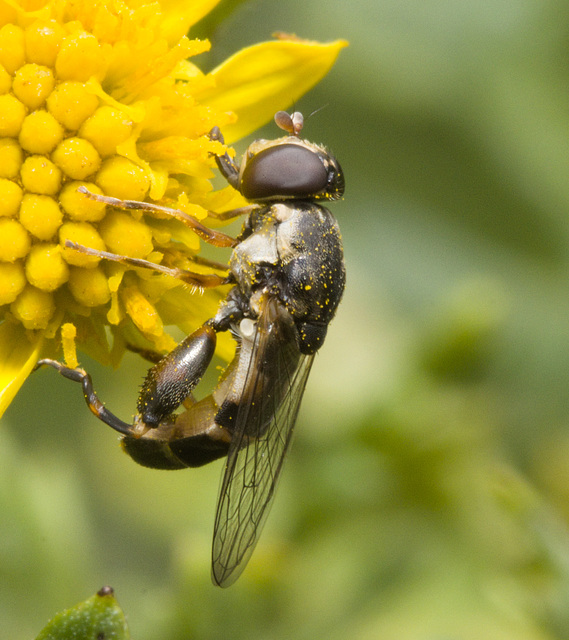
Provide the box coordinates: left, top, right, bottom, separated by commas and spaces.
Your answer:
0, 0, 346, 415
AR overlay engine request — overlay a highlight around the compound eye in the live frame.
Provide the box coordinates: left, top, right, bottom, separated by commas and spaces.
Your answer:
240, 144, 328, 201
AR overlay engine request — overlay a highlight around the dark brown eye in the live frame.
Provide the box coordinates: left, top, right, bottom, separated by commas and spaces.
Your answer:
240, 144, 328, 201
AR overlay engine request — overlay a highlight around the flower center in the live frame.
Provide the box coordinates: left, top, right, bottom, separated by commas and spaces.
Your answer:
0, 19, 154, 330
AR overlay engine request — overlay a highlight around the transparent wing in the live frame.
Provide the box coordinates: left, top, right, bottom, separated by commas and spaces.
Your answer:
211, 297, 315, 587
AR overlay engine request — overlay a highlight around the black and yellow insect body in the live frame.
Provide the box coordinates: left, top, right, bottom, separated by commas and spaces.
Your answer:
36, 111, 346, 586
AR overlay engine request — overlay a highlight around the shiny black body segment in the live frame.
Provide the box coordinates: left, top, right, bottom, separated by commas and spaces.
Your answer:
35, 111, 346, 587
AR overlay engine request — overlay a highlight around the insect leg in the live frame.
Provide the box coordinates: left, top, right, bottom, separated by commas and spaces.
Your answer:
206, 130, 260, 221
65, 241, 228, 290
125, 343, 167, 364
36, 323, 219, 436
208, 126, 239, 190
136, 324, 218, 427
205, 205, 258, 222
78, 186, 237, 248
34, 359, 134, 436
190, 254, 231, 272
123, 322, 230, 469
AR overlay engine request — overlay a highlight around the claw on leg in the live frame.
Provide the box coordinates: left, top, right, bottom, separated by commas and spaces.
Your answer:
35, 359, 135, 436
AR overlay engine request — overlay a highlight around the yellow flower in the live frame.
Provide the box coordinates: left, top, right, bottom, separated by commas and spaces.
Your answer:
0, 0, 347, 416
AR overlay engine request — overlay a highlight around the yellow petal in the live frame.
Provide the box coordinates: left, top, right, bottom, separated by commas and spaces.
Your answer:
0, 321, 43, 418
198, 37, 348, 142
160, 0, 223, 44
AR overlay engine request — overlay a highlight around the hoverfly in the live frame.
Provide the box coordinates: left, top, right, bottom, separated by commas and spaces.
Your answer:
36, 111, 346, 586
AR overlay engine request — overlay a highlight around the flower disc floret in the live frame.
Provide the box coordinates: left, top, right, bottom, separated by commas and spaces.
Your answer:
51, 137, 101, 180
95, 157, 149, 201
25, 243, 69, 291
24, 20, 65, 67
0, 179, 23, 217
10, 284, 55, 330
47, 81, 99, 130
0, 219, 30, 261
79, 107, 133, 157
98, 211, 153, 259
12, 63, 55, 109
0, 24, 25, 74
0, 65, 11, 93
68, 266, 110, 307
20, 155, 62, 194
0, 139, 23, 178
0, 94, 26, 137
19, 110, 64, 154
0, 262, 26, 304
59, 181, 106, 221
55, 31, 108, 82
59, 221, 105, 267
19, 194, 63, 240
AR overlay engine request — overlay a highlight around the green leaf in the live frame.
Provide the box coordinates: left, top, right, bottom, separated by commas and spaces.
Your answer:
35, 587, 130, 640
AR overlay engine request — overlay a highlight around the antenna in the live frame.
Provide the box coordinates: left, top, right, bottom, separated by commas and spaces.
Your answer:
306, 104, 328, 120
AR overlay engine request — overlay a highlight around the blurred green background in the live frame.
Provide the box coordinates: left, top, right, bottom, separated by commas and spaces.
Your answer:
4, 0, 569, 638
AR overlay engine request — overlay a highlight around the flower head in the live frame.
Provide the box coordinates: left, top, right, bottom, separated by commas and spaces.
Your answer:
0, 0, 346, 415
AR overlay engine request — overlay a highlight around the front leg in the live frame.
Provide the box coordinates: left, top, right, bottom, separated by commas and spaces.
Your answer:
208, 126, 240, 190
78, 187, 238, 248
65, 241, 228, 291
